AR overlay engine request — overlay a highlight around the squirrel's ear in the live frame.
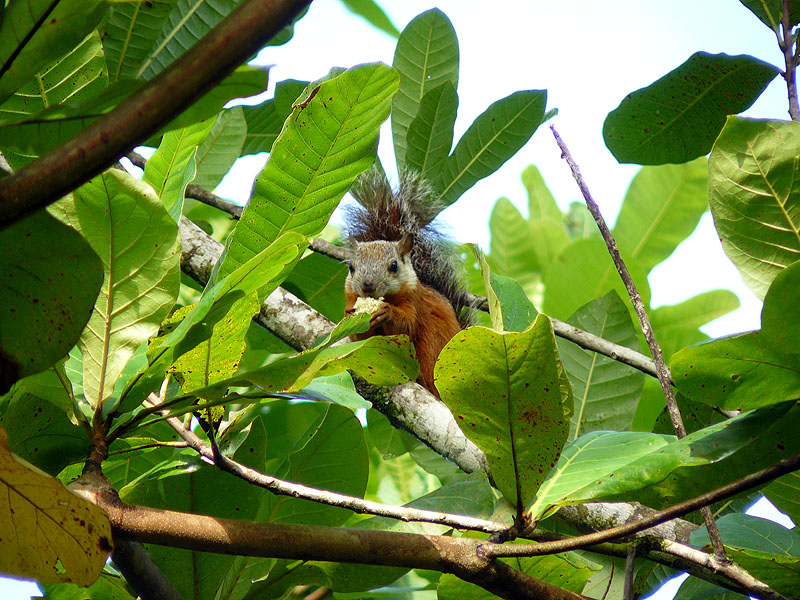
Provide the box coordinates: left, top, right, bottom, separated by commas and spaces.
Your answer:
398, 233, 414, 257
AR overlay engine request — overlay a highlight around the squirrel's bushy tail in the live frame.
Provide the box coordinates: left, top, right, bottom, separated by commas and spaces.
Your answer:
346, 166, 474, 327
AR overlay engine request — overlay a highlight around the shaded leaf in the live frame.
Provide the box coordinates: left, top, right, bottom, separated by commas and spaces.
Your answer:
558, 291, 644, 441
391, 8, 459, 167
739, 0, 800, 29
437, 315, 572, 508
708, 117, 800, 298
0, 0, 107, 105
282, 251, 348, 322
603, 53, 779, 165
102, 0, 173, 82
0, 426, 111, 585
240, 79, 308, 156
436, 90, 547, 208
0, 211, 102, 392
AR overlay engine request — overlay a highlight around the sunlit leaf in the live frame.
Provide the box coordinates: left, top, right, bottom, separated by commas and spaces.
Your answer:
194, 106, 247, 190
708, 117, 800, 299
604, 53, 778, 165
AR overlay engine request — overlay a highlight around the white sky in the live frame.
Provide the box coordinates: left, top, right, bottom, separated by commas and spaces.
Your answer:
2, 1, 794, 598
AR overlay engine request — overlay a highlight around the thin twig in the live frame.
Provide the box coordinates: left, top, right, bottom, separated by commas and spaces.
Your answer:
623, 544, 636, 600
778, 0, 800, 121
551, 126, 727, 559
145, 393, 512, 534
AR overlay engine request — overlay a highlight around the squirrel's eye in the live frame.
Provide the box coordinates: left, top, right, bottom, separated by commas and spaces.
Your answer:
389, 260, 398, 273
348, 264, 355, 274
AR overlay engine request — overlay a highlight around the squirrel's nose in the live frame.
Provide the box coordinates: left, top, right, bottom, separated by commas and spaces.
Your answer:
361, 281, 376, 296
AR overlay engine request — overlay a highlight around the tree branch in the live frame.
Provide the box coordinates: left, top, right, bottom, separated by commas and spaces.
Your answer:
779, 0, 800, 121
550, 126, 727, 561
0, 0, 311, 230
146, 392, 510, 534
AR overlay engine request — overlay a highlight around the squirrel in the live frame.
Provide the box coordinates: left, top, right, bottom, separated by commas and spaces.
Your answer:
344, 167, 472, 398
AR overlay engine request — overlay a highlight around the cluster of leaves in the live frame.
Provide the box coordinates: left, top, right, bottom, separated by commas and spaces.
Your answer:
0, 1, 799, 600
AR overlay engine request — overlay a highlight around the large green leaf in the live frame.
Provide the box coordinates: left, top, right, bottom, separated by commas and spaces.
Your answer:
52, 169, 180, 412
671, 261, 800, 411
613, 158, 708, 272
143, 117, 215, 220
0, 66, 267, 159
709, 117, 800, 299
0, 211, 103, 392
542, 238, 651, 322
739, 0, 800, 29
603, 53, 779, 165
281, 251, 348, 322
528, 403, 787, 520
193, 106, 246, 190
0, 30, 107, 120
435, 90, 547, 208
340, 0, 399, 38
102, 0, 173, 82
216, 63, 398, 280
391, 8, 459, 168
436, 315, 572, 508
557, 291, 644, 441
0, 0, 107, 105
405, 82, 458, 181
763, 472, 800, 528
240, 79, 308, 156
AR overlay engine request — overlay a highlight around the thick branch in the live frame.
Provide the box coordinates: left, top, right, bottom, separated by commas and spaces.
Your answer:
111, 540, 184, 600
0, 0, 311, 230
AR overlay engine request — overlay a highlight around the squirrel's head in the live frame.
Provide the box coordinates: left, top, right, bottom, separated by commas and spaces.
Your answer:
345, 233, 418, 297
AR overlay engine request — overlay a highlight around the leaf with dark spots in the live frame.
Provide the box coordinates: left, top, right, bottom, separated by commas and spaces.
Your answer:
436, 314, 572, 508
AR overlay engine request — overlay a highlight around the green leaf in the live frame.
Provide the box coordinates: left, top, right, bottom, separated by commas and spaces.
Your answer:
672, 261, 800, 411
143, 117, 215, 221
558, 291, 644, 441
281, 251, 348, 322
763, 472, 800, 528
41, 574, 135, 600
137, 0, 248, 80
0, 66, 267, 159
217, 63, 399, 281
488, 197, 540, 289
603, 53, 779, 165
529, 218, 570, 276
391, 8, 459, 168
523, 165, 561, 222
543, 238, 651, 322
488, 273, 538, 333
240, 79, 308, 156
0, 0, 107, 105
436, 315, 572, 508
739, 0, 800, 29
194, 106, 247, 190
0, 211, 102, 392
0, 30, 107, 119
708, 117, 800, 299
405, 82, 458, 181
262, 403, 368, 525
436, 90, 547, 208
52, 169, 181, 411
340, 0, 400, 37
613, 158, 708, 272
0, 370, 86, 475
102, 0, 173, 82
300, 373, 370, 412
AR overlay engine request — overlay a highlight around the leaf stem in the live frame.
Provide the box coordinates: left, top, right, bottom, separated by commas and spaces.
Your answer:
780, 0, 800, 121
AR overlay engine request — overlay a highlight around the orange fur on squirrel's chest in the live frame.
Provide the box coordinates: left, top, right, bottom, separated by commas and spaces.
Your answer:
345, 282, 460, 397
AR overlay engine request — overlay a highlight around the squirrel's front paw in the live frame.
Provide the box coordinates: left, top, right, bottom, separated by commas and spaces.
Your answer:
370, 302, 391, 328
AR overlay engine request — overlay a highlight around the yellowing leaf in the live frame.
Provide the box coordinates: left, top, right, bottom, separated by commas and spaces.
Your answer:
0, 426, 111, 585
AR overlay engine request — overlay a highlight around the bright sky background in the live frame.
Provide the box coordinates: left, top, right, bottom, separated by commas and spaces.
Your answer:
3, 1, 795, 598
